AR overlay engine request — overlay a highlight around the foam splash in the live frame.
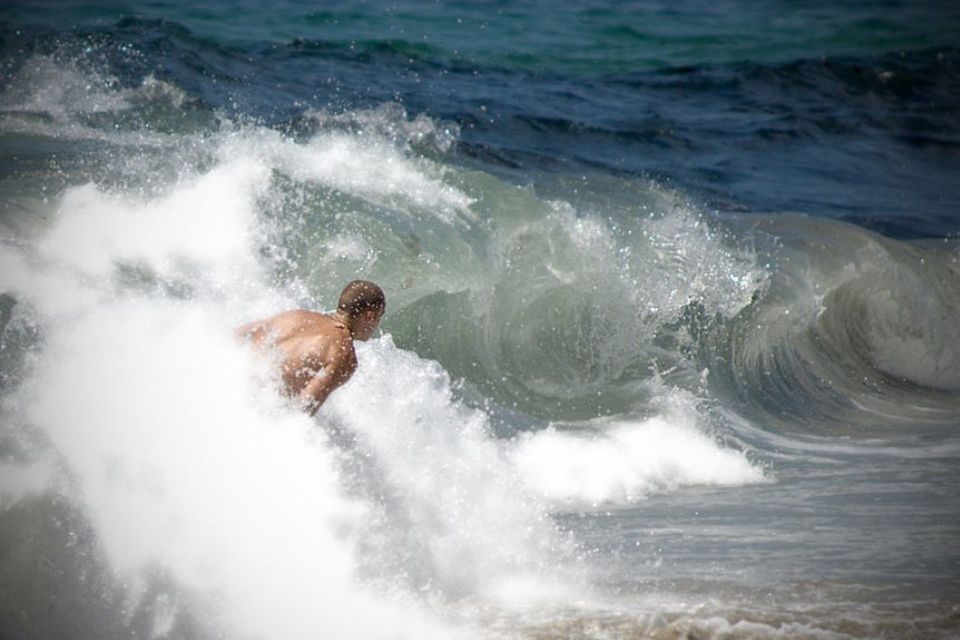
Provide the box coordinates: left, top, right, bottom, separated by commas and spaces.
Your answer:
0, 123, 483, 638
327, 336, 580, 605
0, 55, 129, 119
20, 299, 462, 639
637, 194, 765, 323
0, 58, 765, 635
38, 160, 266, 282
210, 126, 474, 227
0, 461, 53, 508
511, 394, 766, 508
284, 132, 475, 224
0, 103, 571, 638
0, 55, 188, 145
303, 103, 461, 154
0, 152, 279, 321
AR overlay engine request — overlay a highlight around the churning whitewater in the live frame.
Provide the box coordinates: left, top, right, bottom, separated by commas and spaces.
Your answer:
0, 95, 770, 638
2, 5, 959, 639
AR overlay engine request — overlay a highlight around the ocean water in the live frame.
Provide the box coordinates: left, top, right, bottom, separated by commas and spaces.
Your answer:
1, 1, 959, 639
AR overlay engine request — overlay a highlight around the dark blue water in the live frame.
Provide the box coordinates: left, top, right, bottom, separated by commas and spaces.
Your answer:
1, 2, 959, 639
3, 0, 959, 236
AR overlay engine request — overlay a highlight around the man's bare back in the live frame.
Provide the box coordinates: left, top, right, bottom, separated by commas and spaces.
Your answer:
236, 310, 357, 414
236, 281, 385, 415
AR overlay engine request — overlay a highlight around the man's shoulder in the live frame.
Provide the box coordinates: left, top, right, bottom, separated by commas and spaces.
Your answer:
270, 309, 342, 335
301, 314, 353, 355
274, 309, 329, 324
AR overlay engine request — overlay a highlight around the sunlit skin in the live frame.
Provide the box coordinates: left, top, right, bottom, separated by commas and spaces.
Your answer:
236, 306, 384, 416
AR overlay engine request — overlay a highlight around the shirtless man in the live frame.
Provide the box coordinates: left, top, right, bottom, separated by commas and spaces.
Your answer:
236, 280, 385, 415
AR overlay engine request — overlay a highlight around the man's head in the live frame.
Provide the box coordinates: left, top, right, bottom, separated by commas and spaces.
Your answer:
337, 280, 386, 340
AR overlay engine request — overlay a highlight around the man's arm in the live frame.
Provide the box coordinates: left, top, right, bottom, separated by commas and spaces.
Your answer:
297, 370, 338, 416
297, 345, 358, 416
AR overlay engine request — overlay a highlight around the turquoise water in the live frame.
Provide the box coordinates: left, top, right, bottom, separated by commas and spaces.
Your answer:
1, 2, 959, 639
4, 0, 957, 71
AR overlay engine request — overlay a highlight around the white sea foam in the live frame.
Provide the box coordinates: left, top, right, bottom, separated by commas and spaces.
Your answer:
38, 160, 267, 285
0, 154, 280, 322
0, 248, 101, 317
0, 71, 761, 636
0, 113, 575, 637
637, 192, 766, 323
22, 300, 461, 639
327, 336, 580, 605
511, 394, 766, 508
0, 461, 53, 508
212, 123, 474, 228
0, 132, 480, 638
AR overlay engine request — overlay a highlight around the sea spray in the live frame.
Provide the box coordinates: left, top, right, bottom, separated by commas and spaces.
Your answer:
0, 54, 194, 147
0, 96, 779, 637
510, 390, 767, 508
0, 125, 481, 637
18, 298, 465, 639
327, 336, 581, 605
389, 181, 768, 420
0, 96, 607, 637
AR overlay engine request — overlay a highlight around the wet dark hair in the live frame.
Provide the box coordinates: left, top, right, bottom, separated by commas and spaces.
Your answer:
337, 280, 386, 318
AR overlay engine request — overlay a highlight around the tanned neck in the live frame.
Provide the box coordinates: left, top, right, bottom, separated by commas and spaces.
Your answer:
333, 310, 356, 335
